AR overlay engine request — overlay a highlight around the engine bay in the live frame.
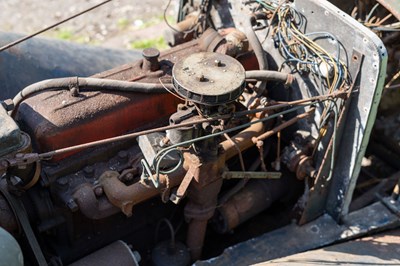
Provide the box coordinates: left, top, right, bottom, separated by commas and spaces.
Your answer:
0, 0, 388, 265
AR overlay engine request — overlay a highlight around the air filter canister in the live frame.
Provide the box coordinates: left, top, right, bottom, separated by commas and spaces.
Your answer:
172, 52, 245, 106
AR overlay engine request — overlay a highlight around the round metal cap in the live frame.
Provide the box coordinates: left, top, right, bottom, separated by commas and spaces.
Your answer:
172, 52, 245, 105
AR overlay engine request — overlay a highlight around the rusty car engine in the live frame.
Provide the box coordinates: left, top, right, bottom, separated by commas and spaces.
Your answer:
0, 0, 390, 265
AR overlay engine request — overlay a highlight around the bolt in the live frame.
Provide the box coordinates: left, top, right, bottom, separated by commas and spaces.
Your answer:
83, 166, 94, 177
66, 199, 78, 212
94, 186, 103, 196
133, 251, 141, 263
1, 99, 14, 111
15, 153, 27, 169
260, 97, 268, 106
70, 87, 79, 97
9, 176, 23, 187
126, 173, 134, 181
57, 177, 69, 187
118, 151, 129, 162
214, 59, 221, 66
197, 74, 205, 82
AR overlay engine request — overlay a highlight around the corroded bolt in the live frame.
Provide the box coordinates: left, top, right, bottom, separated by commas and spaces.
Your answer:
70, 87, 79, 97
94, 186, 103, 196
118, 151, 129, 162
57, 177, 69, 187
84, 166, 94, 177
197, 74, 205, 82
10, 176, 23, 187
125, 173, 134, 181
67, 199, 78, 212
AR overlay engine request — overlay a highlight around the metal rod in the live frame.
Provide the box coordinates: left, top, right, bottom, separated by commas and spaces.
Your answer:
0, 0, 113, 53
39, 93, 343, 159
253, 108, 315, 142
39, 115, 231, 159
234, 90, 345, 117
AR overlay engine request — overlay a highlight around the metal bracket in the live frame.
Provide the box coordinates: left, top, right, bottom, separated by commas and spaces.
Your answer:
170, 161, 201, 204
0, 153, 41, 172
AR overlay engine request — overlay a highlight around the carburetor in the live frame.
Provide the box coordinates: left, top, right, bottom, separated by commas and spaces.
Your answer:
138, 52, 246, 186
168, 51, 245, 146
137, 51, 246, 260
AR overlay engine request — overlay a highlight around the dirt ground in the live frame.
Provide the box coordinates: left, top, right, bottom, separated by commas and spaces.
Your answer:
0, 0, 178, 50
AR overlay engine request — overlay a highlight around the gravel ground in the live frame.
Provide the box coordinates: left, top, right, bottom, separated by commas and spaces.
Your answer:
0, 0, 178, 50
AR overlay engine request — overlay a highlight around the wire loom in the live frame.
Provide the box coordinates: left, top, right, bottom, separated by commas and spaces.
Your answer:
248, 1, 353, 179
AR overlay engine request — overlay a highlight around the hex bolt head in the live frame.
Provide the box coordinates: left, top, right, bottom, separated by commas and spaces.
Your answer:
118, 151, 129, 162
214, 59, 221, 66
67, 199, 79, 212
83, 166, 94, 177
57, 177, 69, 187
10, 176, 23, 187
197, 74, 205, 82
125, 173, 134, 181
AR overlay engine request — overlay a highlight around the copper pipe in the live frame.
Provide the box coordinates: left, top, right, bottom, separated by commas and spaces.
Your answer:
220, 118, 265, 160
252, 109, 315, 143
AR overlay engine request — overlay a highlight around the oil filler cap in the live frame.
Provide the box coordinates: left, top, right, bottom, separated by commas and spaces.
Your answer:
172, 52, 245, 105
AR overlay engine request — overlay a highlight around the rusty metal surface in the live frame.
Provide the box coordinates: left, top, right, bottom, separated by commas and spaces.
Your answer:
220, 118, 264, 160
196, 200, 400, 266
72, 184, 120, 220
92, 40, 202, 82
185, 168, 223, 260
257, 229, 400, 265
69, 240, 139, 266
0, 1, 394, 264
212, 176, 293, 234
99, 167, 186, 217
17, 89, 180, 160
14, 40, 205, 161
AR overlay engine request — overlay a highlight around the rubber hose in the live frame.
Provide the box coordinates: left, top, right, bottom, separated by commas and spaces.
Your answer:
245, 70, 293, 84
12, 77, 173, 115
243, 16, 268, 94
